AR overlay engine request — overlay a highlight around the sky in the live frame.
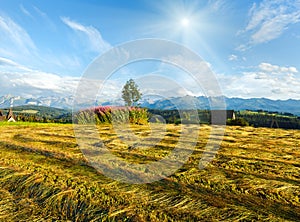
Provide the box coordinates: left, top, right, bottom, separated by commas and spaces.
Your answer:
1, 0, 300, 100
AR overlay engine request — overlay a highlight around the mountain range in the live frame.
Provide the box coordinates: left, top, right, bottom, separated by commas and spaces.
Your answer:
1, 95, 300, 116
143, 96, 300, 116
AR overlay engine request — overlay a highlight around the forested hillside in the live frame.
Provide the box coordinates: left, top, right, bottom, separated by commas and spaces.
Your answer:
1, 105, 72, 123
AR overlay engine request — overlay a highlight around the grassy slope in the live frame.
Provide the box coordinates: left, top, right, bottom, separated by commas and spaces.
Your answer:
0, 122, 299, 221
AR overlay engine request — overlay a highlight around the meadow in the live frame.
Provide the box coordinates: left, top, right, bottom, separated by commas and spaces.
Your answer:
0, 122, 299, 221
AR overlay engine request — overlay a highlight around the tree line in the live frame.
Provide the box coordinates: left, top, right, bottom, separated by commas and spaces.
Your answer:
6, 80, 300, 129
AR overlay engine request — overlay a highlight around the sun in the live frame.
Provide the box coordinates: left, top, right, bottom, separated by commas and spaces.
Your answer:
180, 18, 190, 27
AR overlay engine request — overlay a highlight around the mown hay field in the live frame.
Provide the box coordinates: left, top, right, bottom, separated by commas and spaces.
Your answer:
0, 122, 299, 221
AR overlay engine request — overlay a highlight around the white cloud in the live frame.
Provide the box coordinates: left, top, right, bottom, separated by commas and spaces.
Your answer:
135, 74, 202, 98
0, 13, 84, 77
208, 0, 227, 12
238, 0, 300, 49
0, 14, 37, 57
0, 58, 79, 96
0, 57, 124, 101
20, 4, 32, 18
61, 17, 111, 53
218, 62, 300, 100
75, 78, 122, 105
0, 70, 79, 97
251, 12, 300, 44
228, 54, 238, 61
259, 62, 298, 74
14, 72, 77, 92
0, 57, 32, 72
33, 6, 47, 18
0, 57, 20, 67
33, 6, 56, 30
2, 58, 300, 101
0, 71, 78, 97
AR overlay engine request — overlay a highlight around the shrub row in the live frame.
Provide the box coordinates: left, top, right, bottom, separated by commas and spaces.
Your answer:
74, 106, 148, 125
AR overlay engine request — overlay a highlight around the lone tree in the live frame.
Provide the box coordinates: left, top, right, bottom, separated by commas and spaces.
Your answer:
122, 79, 142, 106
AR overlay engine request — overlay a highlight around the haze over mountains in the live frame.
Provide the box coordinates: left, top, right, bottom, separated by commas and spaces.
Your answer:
1, 94, 300, 116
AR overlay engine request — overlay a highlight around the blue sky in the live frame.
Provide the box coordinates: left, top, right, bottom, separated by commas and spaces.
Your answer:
0, 0, 300, 100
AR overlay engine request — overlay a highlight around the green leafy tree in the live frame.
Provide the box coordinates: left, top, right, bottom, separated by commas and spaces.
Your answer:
122, 79, 142, 106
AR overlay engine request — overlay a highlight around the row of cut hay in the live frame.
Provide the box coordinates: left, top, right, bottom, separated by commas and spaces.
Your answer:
74, 106, 148, 125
